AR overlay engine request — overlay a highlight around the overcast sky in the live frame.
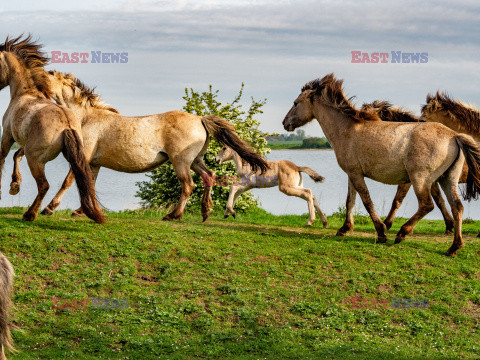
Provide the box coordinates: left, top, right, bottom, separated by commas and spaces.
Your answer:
1, 0, 480, 136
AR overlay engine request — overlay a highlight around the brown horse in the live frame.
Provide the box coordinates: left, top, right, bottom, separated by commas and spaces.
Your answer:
215, 145, 328, 227
362, 100, 468, 235
9, 70, 268, 221
0, 253, 14, 360
283, 73, 480, 255
0, 35, 104, 223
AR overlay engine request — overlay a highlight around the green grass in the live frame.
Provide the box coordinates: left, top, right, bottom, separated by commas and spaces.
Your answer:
2, 206, 480, 359
267, 141, 303, 149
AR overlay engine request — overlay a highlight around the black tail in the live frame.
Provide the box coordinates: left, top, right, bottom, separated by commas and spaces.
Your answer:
201, 115, 268, 173
0, 253, 14, 356
298, 167, 325, 183
62, 129, 105, 223
456, 134, 480, 201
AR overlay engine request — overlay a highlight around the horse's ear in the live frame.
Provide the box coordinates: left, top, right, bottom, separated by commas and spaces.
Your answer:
304, 89, 316, 101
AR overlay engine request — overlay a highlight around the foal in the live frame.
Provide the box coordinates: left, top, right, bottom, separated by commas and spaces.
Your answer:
215, 146, 328, 227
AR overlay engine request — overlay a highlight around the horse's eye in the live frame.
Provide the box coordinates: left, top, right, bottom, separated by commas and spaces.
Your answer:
293, 101, 298, 106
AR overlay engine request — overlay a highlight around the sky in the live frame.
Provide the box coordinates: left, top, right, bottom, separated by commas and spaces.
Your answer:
1, 0, 480, 136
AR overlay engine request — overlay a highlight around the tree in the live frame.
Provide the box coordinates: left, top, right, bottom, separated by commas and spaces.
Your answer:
136, 84, 272, 213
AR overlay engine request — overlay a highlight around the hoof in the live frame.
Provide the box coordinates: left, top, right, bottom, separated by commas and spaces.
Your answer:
476, 233, 480, 238
9, 182, 20, 195
202, 211, 212, 222
40, 207, 54, 216
22, 212, 36, 222
224, 214, 230, 219
444, 229, 454, 235
162, 215, 173, 221
71, 211, 83, 217
445, 247, 459, 256
162, 212, 182, 221
335, 231, 347, 237
394, 237, 405, 244
232, 212, 236, 219
377, 236, 388, 244
323, 223, 329, 229
305, 222, 313, 227
384, 221, 393, 231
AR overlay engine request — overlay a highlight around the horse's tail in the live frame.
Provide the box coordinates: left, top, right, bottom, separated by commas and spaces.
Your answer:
298, 167, 325, 183
456, 134, 480, 201
0, 253, 15, 357
62, 129, 105, 223
201, 115, 268, 173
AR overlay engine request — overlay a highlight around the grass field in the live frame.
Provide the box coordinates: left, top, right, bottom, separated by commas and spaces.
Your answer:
267, 141, 303, 150
1, 206, 479, 359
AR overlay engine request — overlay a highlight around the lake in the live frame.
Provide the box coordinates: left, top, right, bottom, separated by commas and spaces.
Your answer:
1, 150, 479, 220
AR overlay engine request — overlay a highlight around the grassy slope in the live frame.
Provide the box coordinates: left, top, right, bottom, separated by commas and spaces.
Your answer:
1, 207, 479, 359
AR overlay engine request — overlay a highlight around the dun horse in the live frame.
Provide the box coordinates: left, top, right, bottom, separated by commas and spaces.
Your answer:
0, 253, 14, 360
9, 70, 268, 221
0, 35, 104, 223
215, 146, 328, 227
283, 73, 480, 255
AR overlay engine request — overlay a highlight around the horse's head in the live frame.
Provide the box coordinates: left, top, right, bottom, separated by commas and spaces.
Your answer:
283, 89, 316, 132
215, 146, 235, 164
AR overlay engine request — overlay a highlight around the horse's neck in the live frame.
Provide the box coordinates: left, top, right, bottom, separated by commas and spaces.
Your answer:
313, 102, 354, 149
232, 152, 252, 175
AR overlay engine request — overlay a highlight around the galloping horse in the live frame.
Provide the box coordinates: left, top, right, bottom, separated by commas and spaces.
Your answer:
0, 35, 103, 222
283, 73, 480, 255
9, 70, 268, 221
215, 145, 328, 227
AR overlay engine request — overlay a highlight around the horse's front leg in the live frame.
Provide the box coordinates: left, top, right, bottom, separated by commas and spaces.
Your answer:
163, 161, 194, 221
0, 135, 15, 199
431, 181, 454, 234
9, 148, 24, 195
71, 166, 101, 217
348, 174, 387, 243
336, 179, 357, 236
41, 169, 75, 215
384, 183, 411, 230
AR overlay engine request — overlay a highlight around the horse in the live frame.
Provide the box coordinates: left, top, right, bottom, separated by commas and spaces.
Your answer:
0, 253, 14, 360
361, 100, 468, 235
0, 35, 104, 223
283, 73, 480, 255
215, 145, 328, 227
9, 70, 268, 221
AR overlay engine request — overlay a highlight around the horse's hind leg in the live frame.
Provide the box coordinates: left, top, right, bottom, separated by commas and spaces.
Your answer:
347, 174, 387, 243
384, 183, 410, 230
23, 159, 49, 221
430, 181, 454, 234
394, 179, 435, 244
279, 180, 316, 226
313, 196, 328, 228
9, 148, 24, 195
336, 179, 358, 236
191, 158, 215, 222
163, 160, 194, 221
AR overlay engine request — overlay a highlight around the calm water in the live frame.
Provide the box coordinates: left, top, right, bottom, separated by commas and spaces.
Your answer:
1, 150, 479, 220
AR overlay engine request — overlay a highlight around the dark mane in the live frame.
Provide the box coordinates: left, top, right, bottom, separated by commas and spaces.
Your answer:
362, 100, 422, 122
0, 34, 52, 98
422, 92, 480, 135
302, 73, 380, 123
49, 70, 119, 113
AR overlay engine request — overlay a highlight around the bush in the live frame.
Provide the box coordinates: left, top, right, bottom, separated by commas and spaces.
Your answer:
136, 84, 272, 213
299, 137, 331, 149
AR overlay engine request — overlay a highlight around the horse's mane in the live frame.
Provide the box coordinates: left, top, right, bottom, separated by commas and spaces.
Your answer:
0, 34, 52, 98
422, 92, 480, 135
302, 73, 380, 123
362, 100, 422, 122
48, 70, 119, 113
